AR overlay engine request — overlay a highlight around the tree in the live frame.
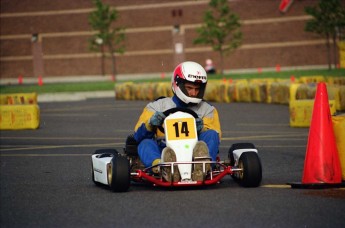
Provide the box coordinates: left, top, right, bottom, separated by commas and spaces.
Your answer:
305, 0, 345, 70
88, 0, 125, 81
193, 0, 242, 75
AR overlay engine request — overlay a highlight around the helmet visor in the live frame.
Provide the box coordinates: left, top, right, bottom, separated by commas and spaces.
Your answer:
177, 79, 206, 100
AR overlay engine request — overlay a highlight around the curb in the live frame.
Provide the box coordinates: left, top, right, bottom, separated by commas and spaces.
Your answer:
38, 91, 115, 103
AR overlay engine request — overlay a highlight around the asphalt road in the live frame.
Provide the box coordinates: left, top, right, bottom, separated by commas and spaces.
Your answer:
1, 98, 344, 227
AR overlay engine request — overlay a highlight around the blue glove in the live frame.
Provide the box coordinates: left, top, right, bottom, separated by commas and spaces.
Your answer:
196, 117, 203, 133
149, 111, 166, 127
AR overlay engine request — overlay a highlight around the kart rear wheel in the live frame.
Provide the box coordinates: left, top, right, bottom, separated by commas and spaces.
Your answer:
107, 154, 130, 192
236, 152, 262, 187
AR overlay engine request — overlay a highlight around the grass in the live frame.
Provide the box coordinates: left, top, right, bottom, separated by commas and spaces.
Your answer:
1, 68, 344, 94
0, 81, 116, 94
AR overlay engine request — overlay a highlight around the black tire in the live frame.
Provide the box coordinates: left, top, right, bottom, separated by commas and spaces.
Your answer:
91, 149, 118, 186
108, 154, 130, 192
94, 149, 118, 156
228, 143, 256, 166
236, 152, 262, 187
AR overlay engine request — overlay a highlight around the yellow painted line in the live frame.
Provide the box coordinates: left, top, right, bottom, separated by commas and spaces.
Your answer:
236, 123, 289, 127
0, 136, 124, 140
262, 185, 345, 190
41, 113, 100, 117
222, 130, 307, 134
221, 133, 307, 141
1, 154, 90, 157
221, 138, 307, 141
0, 142, 123, 152
259, 145, 305, 148
261, 184, 291, 188
219, 145, 305, 148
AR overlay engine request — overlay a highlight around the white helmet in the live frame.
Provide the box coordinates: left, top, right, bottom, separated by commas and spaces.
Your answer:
172, 61, 207, 104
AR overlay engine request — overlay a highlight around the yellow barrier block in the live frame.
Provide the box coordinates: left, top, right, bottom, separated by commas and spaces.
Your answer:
338, 42, 345, 68
142, 83, 155, 101
340, 50, 345, 68
337, 86, 345, 111
289, 100, 336, 127
0, 93, 37, 105
338, 41, 345, 50
115, 82, 133, 100
331, 85, 345, 111
0, 104, 40, 130
204, 81, 220, 102
219, 82, 231, 103
332, 115, 345, 180
269, 82, 290, 104
234, 80, 251, 102
299, 76, 325, 84
249, 83, 268, 103
326, 77, 345, 85
154, 82, 170, 98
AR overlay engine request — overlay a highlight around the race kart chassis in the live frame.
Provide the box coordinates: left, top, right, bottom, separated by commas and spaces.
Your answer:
91, 141, 262, 192
91, 108, 262, 192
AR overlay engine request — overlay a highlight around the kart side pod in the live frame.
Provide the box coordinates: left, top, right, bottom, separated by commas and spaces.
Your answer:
92, 153, 113, 185
231, 148, 258, 166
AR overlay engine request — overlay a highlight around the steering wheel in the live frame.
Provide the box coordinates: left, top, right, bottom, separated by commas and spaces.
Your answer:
157, 107, 199, 133
163, 107, 198, 119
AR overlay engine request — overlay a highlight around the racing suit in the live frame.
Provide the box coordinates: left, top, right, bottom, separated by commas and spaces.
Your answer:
133, 95, 221, 168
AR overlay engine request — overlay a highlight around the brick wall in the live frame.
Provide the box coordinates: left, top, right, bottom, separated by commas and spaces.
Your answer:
0, 0, 336, 79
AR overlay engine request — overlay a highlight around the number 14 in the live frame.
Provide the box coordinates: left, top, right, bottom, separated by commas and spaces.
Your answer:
172, 121, 189, 137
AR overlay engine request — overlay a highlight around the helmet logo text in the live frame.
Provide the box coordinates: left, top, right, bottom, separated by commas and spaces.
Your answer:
187, 74, 207, 80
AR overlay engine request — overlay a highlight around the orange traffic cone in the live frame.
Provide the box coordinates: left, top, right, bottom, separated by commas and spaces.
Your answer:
38, 76, 43, 86
289, 82, 343, 189
18, 75, 23, 85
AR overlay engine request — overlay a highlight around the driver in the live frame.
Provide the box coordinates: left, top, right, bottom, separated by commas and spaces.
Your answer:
133, 61, 221, 181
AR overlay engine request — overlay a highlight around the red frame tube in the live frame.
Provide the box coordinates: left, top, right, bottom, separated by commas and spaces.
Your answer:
132, 166, 234, 187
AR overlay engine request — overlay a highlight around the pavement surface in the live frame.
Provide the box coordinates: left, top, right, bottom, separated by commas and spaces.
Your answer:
1, 97, 344, 227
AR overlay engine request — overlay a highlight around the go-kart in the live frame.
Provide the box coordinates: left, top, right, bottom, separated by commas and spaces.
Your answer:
91, 107, 262, 192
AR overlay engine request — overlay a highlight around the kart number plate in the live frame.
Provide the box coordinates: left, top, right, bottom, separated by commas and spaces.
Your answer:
165, 117, 196, 140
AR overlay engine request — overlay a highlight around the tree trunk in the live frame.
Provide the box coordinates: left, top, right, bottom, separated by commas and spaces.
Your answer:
219, 49, 224, 75
332, 33, 338, 68
326, 33, 332, 70
108, 43, 117, 81
101, 44, 105, 76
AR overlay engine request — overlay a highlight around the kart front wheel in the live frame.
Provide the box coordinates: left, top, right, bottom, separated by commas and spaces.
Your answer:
107, 154, 130, 192
236, 152, 262, 187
